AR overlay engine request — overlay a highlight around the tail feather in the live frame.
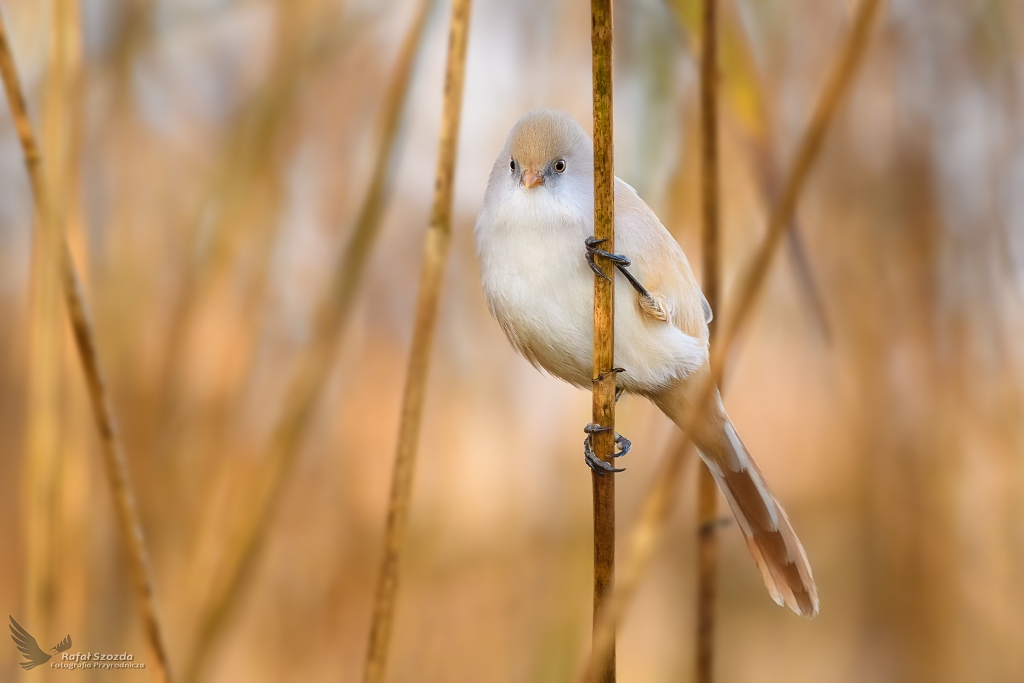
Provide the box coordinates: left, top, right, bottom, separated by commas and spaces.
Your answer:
704, 442, 818, 617
652, 377, 819, 617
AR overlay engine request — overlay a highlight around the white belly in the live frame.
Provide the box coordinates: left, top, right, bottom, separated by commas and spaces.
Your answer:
476, 193, 706, 393
482, 222, 595, 387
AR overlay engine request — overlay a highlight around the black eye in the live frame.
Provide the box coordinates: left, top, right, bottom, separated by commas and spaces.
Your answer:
510, 158, 516, 173
554, 159, 566, 173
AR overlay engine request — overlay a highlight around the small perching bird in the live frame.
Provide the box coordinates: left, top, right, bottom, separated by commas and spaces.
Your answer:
474, 109, 818, 617
9, 616, 72, 670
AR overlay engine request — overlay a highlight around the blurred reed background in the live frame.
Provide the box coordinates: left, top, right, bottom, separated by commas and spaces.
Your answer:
1, 0, 1023, 681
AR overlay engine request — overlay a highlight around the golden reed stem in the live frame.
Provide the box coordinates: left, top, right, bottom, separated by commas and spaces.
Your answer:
696, 0, 721, 680
181, 4, 436, 681
362, 0, 472, 680
577, 2, 882, 680
0, 12, 173, 683
590, 0, 617, 682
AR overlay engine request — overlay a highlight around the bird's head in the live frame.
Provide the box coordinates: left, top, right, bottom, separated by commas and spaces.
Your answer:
499, 109, 592, 197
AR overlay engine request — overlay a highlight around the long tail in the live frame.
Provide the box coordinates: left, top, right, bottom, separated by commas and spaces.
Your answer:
650, 372, 819, 617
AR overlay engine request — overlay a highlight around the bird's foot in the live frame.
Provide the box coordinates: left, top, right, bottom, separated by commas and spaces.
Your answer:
583, 423, 630, 474
584, 236, 654, 300
585, 236, 631, 279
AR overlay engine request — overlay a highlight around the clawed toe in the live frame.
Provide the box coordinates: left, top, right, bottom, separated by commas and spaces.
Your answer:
583, 423, 630, 474
584, 435, 625, 474
585, 236, 631, 281
584, 236, 654, 300
613, 433, 631, 458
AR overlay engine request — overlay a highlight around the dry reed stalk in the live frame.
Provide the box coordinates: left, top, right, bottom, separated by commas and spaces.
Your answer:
589, 1, 617, 682
579, 436, 697, 683
696, 0, 720, 680
362, 0, 472, 680
668, 0, 831, 342
0, 10, 173, 683
24, 220, 62, 635
712, 0, 880, 375
53, 0, 92, 651
713, 0, 832, 343
24, 0, 82, 636
50, 0, 87, 282
577, 2, 881, 680
152, 0, 319, 458
60, 0, 87, 278
742, 10, 832, 344
181, 3, 435, 681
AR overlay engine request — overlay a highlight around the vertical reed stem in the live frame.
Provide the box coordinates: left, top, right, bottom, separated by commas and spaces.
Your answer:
182, 4, 435, 680
24, 0, 73, 637
590, 1, 616, 682
0, 12, 172, 683
578, 2, 881, 679
712, 0, 882, 377
696, 0, 720, 680
362, 0, 472, 680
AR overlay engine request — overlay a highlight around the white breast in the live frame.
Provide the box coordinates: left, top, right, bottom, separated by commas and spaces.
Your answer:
477, 188, 595, 388
475, 181, 707, 394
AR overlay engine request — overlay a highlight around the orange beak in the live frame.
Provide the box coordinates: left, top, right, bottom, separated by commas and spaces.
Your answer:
521, 169, 544, 189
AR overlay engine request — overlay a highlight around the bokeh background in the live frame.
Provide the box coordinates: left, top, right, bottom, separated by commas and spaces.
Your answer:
1, 0, 1023, 681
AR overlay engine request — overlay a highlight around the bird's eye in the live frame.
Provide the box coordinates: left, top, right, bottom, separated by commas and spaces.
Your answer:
510, 159, 516, 173
554, 159, 566, 173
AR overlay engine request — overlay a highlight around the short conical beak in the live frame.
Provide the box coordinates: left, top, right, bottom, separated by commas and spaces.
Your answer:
521, 169, 544, 189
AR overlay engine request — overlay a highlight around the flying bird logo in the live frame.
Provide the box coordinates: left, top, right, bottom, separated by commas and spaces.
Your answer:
9, 616, 72, 670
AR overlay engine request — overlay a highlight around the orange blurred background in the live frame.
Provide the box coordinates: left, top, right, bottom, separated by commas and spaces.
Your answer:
1, 0, 1023, 681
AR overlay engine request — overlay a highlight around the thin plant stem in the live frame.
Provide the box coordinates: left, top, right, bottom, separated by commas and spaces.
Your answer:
579, 437, 696, 683
577, 1, 882, 679
696, 0, 720, 680
24, 0, 78, 636
362, 0, 472, 680
590, 1, 617, 683
712, 0, 881, 375
0, 11, 173, 683
668, 0, 832, 342
153, 0, 321, 460
181, 3, 436, 681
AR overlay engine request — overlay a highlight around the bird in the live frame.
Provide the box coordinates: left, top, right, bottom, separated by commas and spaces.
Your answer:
474, 109, 818, 617
9, 616, 72, 670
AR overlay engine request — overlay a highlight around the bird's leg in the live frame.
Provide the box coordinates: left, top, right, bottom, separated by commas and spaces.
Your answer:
583, 423, 631, 474
585, 236, 655, 300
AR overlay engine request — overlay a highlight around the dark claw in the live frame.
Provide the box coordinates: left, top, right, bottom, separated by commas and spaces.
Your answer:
583, 422, 631, 473
584, 436, 625, 474
585, 237, 611, 280
594, 367, 626, 382
600, 251, 631, 267
587, 249, 612, 281
589, 248, 631, 267
588, 258, 610, 280
584, 236, 654, 300
585, 236, 631, 281
613, 433, 631, 458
